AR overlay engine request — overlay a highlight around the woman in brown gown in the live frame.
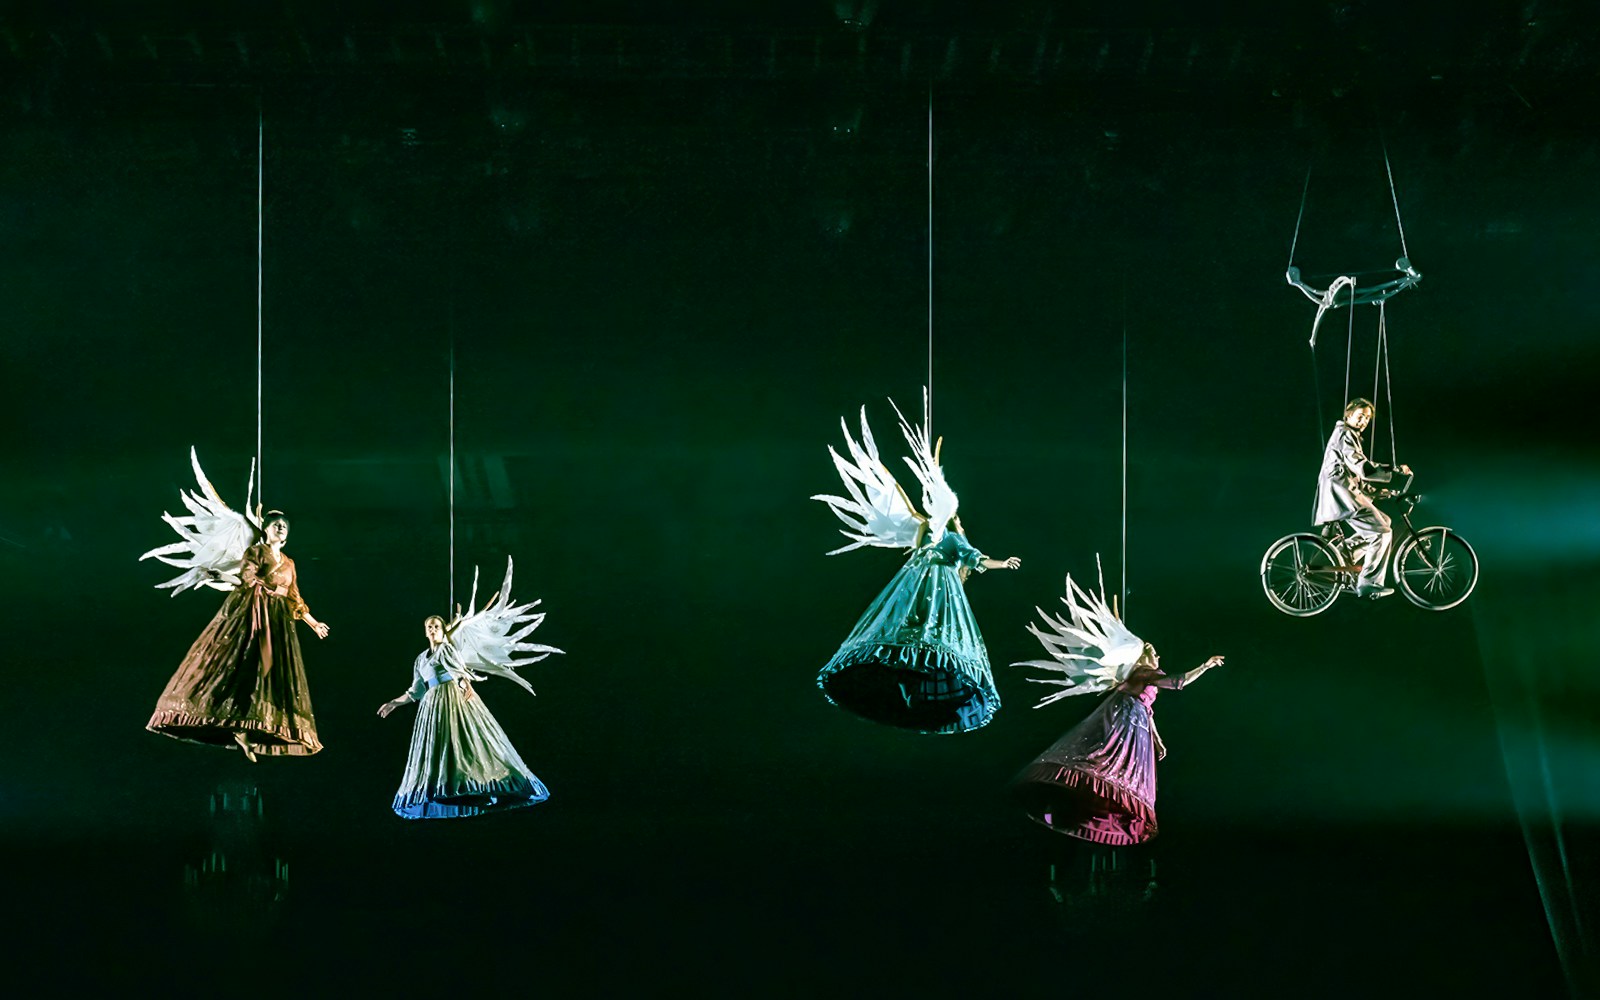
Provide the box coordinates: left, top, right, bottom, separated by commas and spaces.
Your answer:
147, 511, 331, 760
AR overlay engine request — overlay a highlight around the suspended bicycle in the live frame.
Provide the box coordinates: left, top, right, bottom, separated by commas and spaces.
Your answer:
1260, 472, 1477, 616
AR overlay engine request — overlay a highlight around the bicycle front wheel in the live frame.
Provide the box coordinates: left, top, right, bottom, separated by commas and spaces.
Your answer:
1396, 527, 1478, 611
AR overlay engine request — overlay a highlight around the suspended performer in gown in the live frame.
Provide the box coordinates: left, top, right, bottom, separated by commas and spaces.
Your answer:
813, 389, 1021, 734
1012, 567, 1221, 844
143, 449, 331, 760
377, 558, 562, 819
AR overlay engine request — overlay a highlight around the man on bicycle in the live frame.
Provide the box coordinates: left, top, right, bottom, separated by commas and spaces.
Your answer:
1313, 398, 1411, 599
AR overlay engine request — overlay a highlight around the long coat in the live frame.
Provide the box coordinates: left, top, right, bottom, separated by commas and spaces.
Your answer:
1312, 421, 1392, 525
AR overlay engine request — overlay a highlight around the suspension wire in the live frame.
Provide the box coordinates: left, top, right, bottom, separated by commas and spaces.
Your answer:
448, 323, 456, 613
255, 106, 264, 500
1287, 160, 1313, 268
1341, 281, 1357, 406
1379, 302, 1398, 465
1310, 346, 1326, 448
1369, 307, 1385, 457
926, 88, 934, 433
1120, 274, 1128, 616
1380, 130, 1410, 262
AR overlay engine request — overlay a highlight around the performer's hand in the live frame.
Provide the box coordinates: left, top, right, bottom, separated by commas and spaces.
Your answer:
1202, 655, 1224, 669
1002, 556, 1021, 570
310, 620, 330, 639
1398, 463, 1412, 475
377, 701, 397, 719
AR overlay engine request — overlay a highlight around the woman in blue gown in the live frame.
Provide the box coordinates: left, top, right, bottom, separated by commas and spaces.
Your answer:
378, 611, 551, 820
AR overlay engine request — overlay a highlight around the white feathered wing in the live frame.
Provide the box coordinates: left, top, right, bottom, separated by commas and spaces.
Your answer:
449, 557, 564, 696
889, 387, 959, 542
1014, 562, 1147, 707
811, 405, 924, 555
139, 447, 261, 595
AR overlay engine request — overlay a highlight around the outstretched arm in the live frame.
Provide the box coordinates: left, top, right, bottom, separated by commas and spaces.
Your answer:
1149, 655, 1224, 690
376, 692, 415, 718
981, 556, 1021, 571
378, 659, 428, 717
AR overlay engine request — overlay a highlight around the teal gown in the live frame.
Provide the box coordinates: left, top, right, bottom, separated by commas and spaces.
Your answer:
817, 530, 999, 734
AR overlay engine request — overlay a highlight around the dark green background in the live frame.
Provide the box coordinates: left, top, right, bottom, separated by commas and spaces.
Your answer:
1, 2, 1595, 995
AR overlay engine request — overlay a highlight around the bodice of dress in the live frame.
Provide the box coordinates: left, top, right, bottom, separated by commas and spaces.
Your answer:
922, 530, 985, 572
240, 544, 310, 620
409, 644, 463, 698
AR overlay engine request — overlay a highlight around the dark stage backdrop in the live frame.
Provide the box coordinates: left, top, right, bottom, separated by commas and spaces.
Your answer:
1, 3, 1595, 995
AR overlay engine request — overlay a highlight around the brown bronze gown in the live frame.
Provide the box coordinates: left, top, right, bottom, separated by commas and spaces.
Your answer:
147, 543, 322, 756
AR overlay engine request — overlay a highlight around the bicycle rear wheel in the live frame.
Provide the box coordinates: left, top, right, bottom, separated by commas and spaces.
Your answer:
1260, 533, 1346, 617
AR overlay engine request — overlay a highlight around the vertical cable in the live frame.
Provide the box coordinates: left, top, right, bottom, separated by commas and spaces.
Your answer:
1120, 277, 1128, 616
256, 106, 264, 499
926, 88, 934, 434
1341, 283, 1357, 406
1310, 344, 1326, 449
449, 340, 455, 613
1380, 131, 1410, 262
1380, 304, 1398, 466
1370, 305, 1384, 456
1287, 161, 1312, 269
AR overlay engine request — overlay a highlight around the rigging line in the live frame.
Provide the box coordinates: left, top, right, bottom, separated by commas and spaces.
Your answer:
448, 338, 455, 614
1287, 161, 1313, 268
1380, 302, 1398, 466
1370, 305, 1384, 457
1310, 343, 1326, 451
256, 105, 264, 500
1341, 280, 1357, 406
926, 87, 934, 433
1120, 275, 1128, 616
1380, 131, 1410, 261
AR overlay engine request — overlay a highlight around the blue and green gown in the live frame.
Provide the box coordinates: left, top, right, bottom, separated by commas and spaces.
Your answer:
391, 642, 549, 819
817, 529, 999, 734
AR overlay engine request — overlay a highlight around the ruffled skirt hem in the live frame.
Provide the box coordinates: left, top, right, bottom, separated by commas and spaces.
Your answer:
147, 710, 322, 756
1012, 761, 1158, 845
392, 775, 549, 820
818, 641, 997, 734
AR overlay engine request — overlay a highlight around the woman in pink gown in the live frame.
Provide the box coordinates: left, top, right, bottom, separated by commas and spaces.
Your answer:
1014, 648, 1221, 844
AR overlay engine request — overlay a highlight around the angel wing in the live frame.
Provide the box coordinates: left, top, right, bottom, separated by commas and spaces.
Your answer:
1013, 558, 1146, 707
889, 387, 958, 542
448, 557, 564, 695
811, 405, 924, 555
139, 447, 261, 595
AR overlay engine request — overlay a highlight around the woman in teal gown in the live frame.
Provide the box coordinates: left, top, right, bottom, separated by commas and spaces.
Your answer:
813, 393, 1020, 734
819, 522, 1019, 734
